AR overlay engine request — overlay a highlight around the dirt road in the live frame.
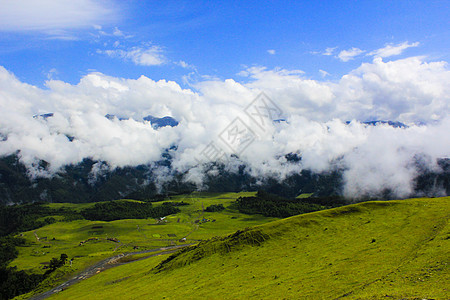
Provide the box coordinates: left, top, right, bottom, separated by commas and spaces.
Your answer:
30, 244, 193, 300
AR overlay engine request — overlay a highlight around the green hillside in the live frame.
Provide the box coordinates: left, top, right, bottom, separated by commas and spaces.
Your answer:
8, 192, 281, 299
11, 192, 268, 269
48, 197, 449, 299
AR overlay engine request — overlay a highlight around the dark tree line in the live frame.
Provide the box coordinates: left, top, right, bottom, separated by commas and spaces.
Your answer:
0, 245, 69, 299
235, 190, 340, 218
80, 201, 180, 221
0, 236, 44, 300
0, 203, 55, 237
0, 266, 44, 300
0, 203, 82, 237
205, 204, 225, 212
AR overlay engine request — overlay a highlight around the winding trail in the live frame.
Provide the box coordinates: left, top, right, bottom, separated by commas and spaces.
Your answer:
30, 244, 193, 300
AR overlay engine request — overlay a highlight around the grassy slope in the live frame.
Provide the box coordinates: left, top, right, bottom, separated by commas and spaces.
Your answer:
49, 197, 449, 299
11, 192, 280, 298
12, 192, 269, 270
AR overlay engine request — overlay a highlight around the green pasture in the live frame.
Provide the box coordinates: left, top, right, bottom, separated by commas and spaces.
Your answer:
48, 196, 449, 299
11, 191, 279, 298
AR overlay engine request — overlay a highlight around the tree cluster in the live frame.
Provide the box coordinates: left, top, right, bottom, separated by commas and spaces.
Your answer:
0, 203, 56, 236
80, 201, 180, 221
205, 204, 225, 212
235, 190, 328, 218
0, 266, 43, 300
0, 236, 44, 300
44, 254, 68, 276
0, 203, 82, 237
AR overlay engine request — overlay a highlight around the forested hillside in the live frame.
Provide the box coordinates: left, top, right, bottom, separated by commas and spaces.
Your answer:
1, 154, 449, 204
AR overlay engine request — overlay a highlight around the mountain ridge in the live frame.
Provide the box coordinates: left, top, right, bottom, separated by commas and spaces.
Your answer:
0, 153, 449, 205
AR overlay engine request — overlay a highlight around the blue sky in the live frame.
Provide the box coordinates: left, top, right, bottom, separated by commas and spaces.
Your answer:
0, 0, 448, 87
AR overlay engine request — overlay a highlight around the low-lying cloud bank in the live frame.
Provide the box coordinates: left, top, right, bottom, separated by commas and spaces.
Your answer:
0, 56, 449, 199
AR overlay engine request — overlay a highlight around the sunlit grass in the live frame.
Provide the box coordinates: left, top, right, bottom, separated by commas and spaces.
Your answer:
11, 191, 279, 298
48, 197, 449, 299
295, 193, 313, 199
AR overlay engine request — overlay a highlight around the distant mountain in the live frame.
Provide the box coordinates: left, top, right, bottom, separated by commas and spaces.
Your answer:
362, 120, 408, 128
103, 114, 179, 128
143, 115, 179, 129
32, 113, 54, 119
104, 114, 129, 121
346, 120, 408, 128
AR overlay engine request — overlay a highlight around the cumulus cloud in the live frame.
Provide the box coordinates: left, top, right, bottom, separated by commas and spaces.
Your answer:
338, 47, 365, 62
98, 46, 167, 66
0, 55, 449, 198
0, 0, 118, 38
267, 49, 276, 55
368, 41, 419, 58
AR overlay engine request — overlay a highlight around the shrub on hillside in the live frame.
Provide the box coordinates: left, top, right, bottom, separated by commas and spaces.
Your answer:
205, 204, 225, 212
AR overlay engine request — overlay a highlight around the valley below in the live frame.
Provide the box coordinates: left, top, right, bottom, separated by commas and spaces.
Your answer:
1, 192, 448, 299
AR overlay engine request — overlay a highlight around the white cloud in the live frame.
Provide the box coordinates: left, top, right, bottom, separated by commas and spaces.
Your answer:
0, 55, 449, 198
98, 46, 166, 66
323, 47, 337, 56
335, 57, 450, 123
267, 49, 276, 55
0, 0, 118, 37
310, 47, 336, 56
176, 60, 195, 69
338, 47, 365, 62
319, 69, 330, 77
208, 57, 450, 124
95, 26, 133, 39
368, 41, 420, 58
113, 27, 125, 37
45, 68, 58, 80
